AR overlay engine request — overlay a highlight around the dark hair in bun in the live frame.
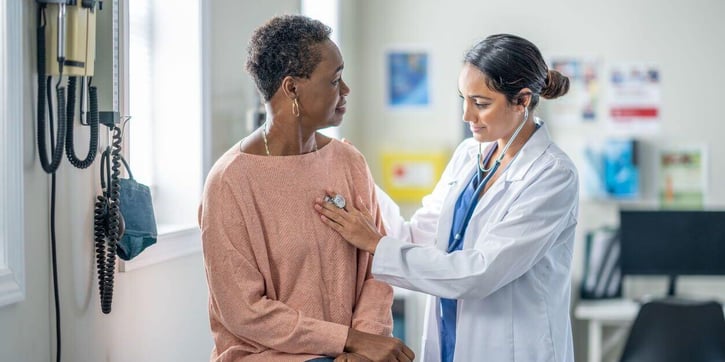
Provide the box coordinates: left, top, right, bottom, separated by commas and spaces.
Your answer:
464, 34, 569, 110
541, 70, 570, 99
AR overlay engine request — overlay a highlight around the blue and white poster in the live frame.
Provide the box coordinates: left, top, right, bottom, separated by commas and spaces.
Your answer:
582, 139, 639, 200
387, 51, 430, 108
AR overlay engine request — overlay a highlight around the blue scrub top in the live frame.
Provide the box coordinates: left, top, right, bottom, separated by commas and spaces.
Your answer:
438, 144, 496, 362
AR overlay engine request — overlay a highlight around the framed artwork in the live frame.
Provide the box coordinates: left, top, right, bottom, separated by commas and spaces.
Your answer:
381, 151, 447, 202
386, 50, 430, 108
547, 57, 600, 123
658, 145, 707, 209
581, 139, 639, 200
607, 63, 661, 134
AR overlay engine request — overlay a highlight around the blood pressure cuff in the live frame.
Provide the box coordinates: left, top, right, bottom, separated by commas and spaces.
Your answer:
117, 171, 158, 261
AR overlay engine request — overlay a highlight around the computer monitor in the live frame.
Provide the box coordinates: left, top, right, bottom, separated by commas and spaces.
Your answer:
619, 210, 725, 296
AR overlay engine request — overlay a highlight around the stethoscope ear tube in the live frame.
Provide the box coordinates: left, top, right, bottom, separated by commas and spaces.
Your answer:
463, 107, 530, 243
478, 107, 529, 174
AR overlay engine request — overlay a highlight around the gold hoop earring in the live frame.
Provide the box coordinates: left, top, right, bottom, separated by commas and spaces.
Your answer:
292, 98, 300, 117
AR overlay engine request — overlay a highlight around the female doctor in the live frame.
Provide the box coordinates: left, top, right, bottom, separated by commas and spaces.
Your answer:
315, 34, 579, 362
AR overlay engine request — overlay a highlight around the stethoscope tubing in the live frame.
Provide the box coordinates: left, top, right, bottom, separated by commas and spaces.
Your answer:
454, 109, 530, 244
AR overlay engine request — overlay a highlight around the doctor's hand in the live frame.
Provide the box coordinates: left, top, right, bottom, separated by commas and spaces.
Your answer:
315, 192, 383, 254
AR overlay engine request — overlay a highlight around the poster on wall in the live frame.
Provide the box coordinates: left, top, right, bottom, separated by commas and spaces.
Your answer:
381, 151, 447, 203
607, 63, 661, 134
386, 50, 430, 108
581, 139, 639, 200
547, 58, 600, 123
658, 146, 706, 209
603, 139, 639, 199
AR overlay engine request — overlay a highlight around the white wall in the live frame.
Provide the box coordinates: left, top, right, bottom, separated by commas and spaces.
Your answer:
340, 0, 725, 360
209, 0, 300, 162
0, 5, 211, 362
0, 1, 297, 362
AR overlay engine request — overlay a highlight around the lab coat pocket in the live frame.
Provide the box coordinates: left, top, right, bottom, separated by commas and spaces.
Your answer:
433, 179, 463, 247
444, 178, 460, 194
438, 178, 463, 215
443, 178, 464, 202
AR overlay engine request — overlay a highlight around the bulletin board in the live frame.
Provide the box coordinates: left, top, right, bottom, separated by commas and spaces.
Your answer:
381, 151, 448, 202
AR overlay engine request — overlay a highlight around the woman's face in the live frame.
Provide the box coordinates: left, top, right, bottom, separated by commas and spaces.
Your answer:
296, 40, 350, 129
458, 63, 523, 143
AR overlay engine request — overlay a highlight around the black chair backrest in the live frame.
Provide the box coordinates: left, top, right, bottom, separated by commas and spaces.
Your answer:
620, 298, 725, 362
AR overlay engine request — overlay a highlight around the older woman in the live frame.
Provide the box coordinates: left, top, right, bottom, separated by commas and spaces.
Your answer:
199, 15, 413, 362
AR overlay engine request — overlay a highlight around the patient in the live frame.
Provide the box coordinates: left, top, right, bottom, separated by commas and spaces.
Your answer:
198, 15, 414, 362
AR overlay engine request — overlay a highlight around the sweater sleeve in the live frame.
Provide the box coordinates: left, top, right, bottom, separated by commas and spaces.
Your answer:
351, 261, 394, 336
200, 177, 349, 356
350, 163, 394, 336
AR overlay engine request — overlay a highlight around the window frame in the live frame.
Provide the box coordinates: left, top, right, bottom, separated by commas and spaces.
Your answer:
0, 0, 26, 307
118, 0, 208, 271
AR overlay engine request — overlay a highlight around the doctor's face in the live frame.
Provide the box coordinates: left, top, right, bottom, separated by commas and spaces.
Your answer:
458, 63, 522, 143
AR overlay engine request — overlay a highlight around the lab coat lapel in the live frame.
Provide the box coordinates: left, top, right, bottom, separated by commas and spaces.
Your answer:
504, 120, 553, 182
436, 144, 482, 252
464, 121, 553, 234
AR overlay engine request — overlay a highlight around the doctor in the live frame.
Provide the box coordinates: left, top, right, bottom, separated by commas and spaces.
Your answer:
315, 34, 579, 362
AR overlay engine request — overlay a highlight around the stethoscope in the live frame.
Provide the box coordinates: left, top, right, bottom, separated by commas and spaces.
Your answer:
450, 107, 530, 244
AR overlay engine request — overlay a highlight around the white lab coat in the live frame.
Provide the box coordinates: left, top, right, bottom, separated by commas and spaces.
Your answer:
372, 122, 578, 362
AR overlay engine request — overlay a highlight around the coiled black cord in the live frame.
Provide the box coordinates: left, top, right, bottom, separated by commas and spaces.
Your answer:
38, 5, 98, 173
89, 85, 99, 132
65, 76, 99, 169
37, 6, 66, 174
93, 126, 122, 314
36, 5, 102, 361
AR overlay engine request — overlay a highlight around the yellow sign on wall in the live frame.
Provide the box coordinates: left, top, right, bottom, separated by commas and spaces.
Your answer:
381, 151, 449, 202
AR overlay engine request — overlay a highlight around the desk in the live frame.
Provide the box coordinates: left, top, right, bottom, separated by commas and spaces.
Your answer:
574, 299, 640, 362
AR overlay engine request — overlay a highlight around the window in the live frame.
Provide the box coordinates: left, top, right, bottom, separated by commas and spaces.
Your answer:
0, 0, 25, 307
302, 0, 340, 139
301, 0, 339, 45
121, 0, 206, 271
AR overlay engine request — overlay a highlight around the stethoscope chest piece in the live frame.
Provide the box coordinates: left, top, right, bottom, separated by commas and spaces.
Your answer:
324, 194, 346, 209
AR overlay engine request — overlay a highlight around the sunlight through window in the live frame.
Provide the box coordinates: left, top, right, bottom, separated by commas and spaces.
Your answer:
301, 0, 340, 139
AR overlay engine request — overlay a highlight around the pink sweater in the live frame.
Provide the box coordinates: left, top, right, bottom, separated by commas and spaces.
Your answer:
199, 138, 393, 361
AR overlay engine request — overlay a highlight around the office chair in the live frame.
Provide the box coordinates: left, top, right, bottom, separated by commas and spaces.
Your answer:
619, 298, 725, 362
